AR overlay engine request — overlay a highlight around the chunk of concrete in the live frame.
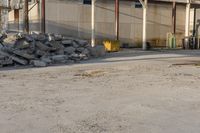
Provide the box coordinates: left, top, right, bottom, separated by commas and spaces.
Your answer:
82, 48, 90, 56
8, 49, 35, 60
62, 40, 73, 46
41, 57, 52, 64
31, 60, 47, 67
14, 39, 30, 49
35, 41, 51, 51
76, 47, 85, 53
0, 50, 28, 65
54, 34, 63, 41
64, 46, 75, 55
48, 41, 64, 50
75, 39, 88, 47
51, 55, 68, 63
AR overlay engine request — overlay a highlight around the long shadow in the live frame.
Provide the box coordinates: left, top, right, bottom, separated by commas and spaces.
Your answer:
0, 49, 199, 72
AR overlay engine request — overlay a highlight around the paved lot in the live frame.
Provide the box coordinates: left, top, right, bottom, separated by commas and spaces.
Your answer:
1, 49, 200, 133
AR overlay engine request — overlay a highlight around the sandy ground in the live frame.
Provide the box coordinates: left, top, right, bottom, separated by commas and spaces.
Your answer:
1, 49, 200, 133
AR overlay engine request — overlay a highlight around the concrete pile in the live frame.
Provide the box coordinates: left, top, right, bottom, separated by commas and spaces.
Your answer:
0, 33, 106, 67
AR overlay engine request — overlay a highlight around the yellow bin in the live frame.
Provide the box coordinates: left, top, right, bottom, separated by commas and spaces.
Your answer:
103, 40, 120, 52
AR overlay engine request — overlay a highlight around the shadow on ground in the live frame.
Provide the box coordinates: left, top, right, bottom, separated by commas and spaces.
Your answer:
1, 48, 200, 71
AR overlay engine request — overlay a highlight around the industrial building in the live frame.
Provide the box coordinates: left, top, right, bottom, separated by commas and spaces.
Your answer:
1, 0, 200, 48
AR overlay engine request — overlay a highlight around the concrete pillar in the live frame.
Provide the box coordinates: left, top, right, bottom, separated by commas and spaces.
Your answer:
142, 0, 147, 50
91, 0, 95, 47
185, 2, 191, 37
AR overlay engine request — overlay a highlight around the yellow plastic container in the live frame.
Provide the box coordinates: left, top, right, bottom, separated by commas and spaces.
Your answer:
103, 40, 120, 52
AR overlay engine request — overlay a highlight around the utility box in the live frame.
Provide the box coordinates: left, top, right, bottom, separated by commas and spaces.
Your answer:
166, 33, 176, 48
103, 40, 120, 52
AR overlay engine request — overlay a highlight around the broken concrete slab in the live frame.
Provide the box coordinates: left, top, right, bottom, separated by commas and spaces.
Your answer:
0, 50, 28, 65
0, 33, 106, 68
14, 39, 30, 49
0, 58, 13, 66
35, 41, 51, 51
76, 47, 85, 53
48, 41, 64, 51
51, 55, 68, 63
40, 57, 52, 64
61, 40, 73, 46
31, 60, 47, 67
64, 46, 76, 55
6, 48, 35, 60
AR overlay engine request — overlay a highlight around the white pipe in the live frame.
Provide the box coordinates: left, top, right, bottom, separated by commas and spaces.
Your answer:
185, 2, 191, 37
142, 0, 147, 50
91, 0, 95, 47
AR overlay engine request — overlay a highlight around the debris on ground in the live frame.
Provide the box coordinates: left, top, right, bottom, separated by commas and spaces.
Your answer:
0, 33, 106, 68
74, 70, 106, 78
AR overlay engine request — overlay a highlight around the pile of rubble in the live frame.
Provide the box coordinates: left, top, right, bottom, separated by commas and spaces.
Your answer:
0, 33, 106, 67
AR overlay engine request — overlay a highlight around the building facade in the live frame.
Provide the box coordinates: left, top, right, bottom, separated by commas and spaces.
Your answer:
6, 0, 200, 47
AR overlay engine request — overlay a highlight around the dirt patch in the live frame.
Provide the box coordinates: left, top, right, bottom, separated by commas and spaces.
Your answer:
74, 70, 106, 78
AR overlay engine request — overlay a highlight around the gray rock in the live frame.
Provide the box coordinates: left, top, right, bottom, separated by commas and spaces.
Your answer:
31, 60, 47, 67
35, 41, 51, 51
54, 34, 63, 41
14, 39, 30, 49
72, 41, 79, 48
0, 50, 28, 65
9, 49, 35, 60
35, 50, 48, 57
36, 34, 47, 42
64, 46, 75, 55
0, 57, 13, 66
62, 40, 73, 46
82, 48, 90, 56
41, 57, 52, 64
24, 35, 34, 42
55, 49, 65, 55
62, 36, 75, 40
76, 47, 85, 53
75, 39, 88, 47
48, 41, 64, 50
51, 55, 68, 63
79, 53, 88, 60
47, 34, 55, 41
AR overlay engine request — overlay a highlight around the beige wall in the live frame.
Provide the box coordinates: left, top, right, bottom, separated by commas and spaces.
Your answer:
45, 0, 187, 47
8, 0, 194, 47
8, 2, 40, 32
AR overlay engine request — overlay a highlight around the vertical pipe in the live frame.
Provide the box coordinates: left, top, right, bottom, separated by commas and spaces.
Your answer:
185, 3, 190, 37
41, 0, 45, 34
142, 0, 147, 50
91, 0, 95, 47
115, 0, 119, 40
0, 8, 1, 31
172, 1, 176, 35
193, 8, 196, 36
24, 0, 29, 33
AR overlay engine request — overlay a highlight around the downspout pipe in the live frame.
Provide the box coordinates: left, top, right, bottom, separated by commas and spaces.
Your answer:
193, 8, 196, 36
115, 0, 119, 40
24, 0, 29, 33
41, 0, 45, 34
172, 1, 176, 35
